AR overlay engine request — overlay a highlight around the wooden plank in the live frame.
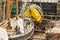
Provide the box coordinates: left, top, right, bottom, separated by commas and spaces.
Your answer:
0, 0, 2, 21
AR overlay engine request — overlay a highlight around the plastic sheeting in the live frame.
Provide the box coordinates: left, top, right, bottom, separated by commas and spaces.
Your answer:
0, 27, 8, 40
10, 18, 24, 34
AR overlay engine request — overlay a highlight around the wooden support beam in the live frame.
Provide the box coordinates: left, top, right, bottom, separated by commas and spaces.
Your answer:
16, 0, 18, 16
7, 0, 11, 20
6, 0, 13, 32
16, 0, 18, 20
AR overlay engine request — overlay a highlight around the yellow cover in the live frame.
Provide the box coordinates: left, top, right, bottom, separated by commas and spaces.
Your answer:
24, 7, 42, 22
